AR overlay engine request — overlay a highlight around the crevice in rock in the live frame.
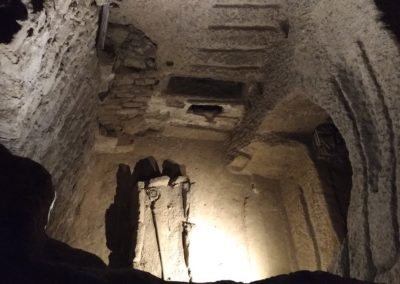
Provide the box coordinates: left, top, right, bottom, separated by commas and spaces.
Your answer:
357, 40, 400, 270
298, 186, 322, 270
181, 180, 192, 282
276, 185, 299, 271
331, 77, 376, 280
148, 188, 164, 280
333, 72, 380, 193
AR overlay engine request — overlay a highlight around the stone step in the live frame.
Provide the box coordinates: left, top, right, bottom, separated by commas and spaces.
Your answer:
111, 84, 155, 93
213, 3, 281, 9
211, 6, 279, 26
113, 92, 152, 100
191, 63, 263, 71
208, 24, 278, 32
189, 64, 265, 81
193, 49, 266, 66
197, 46, 268, 53
204, 29, 282, 46
214, 0, 281, 5
162, 125, 229, 141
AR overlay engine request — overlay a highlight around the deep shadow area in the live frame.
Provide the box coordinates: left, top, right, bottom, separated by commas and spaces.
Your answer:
105, 164, 138, 268
31, 0, 45, 13
374, 0, 400, 42
187, 104, 224, 122
0, 0, 46, 44
311, 123, 352, 240
0, 143, 107, 281
166, 76, 244, 99
0, 0, 28, 44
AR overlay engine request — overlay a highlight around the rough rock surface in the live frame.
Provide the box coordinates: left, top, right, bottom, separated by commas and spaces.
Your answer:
0, 0, 101, 234
287, 1, 400, 282
225, 0, 400, 282
1, 0, 400, 283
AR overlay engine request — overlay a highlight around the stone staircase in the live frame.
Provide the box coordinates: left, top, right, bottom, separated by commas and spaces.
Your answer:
188, 0, 287, 82
98, 0, 288, 144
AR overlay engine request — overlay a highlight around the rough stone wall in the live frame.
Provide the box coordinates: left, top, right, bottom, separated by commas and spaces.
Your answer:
0, 1, 101, 233
225, 0, 400, 281
228, 136, 342, 272
287, 0, 400, 282
226, 2, 293, 162
280, 149, 342, 272
108, 0, 288, 83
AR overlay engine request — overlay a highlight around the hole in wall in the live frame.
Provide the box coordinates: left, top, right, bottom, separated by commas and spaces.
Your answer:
99, 123, 118, 137
145, 57, 156, 69
279, 19, 290, 38
166, 76, 244, 99
27, 28, 34, 37
69, 1, 77, 9
187, 105, 224, 122
98, 91, 109, 102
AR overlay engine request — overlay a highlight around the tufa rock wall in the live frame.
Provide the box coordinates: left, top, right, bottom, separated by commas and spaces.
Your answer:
227, 0, 400, 282
288, 0, 400, 282
0, 0, 101, 233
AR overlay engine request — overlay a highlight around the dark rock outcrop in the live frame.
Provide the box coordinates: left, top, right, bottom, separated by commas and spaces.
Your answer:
0, 143, 106, 276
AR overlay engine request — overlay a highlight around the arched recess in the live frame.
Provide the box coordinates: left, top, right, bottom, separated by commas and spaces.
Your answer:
286, 0, 400, 281
292, 69, 399, 281
228, 91, 353, 273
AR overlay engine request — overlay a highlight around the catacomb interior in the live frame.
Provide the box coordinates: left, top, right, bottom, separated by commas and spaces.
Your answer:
1, 0, 400, 283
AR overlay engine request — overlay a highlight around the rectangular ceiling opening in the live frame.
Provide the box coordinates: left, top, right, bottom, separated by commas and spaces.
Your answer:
165, 76, 244, 99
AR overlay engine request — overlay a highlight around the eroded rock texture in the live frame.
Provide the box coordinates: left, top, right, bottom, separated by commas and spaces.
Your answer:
0, 0, 101, 234
1, 0, 400, 283
225, 0, 400, 282
287, 1, 400, 282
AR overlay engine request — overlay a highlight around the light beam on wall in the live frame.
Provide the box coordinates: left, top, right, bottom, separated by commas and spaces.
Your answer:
188, 218, 265, 283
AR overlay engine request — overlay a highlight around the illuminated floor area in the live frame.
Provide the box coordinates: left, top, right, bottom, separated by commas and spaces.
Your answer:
49, 135, 340, 282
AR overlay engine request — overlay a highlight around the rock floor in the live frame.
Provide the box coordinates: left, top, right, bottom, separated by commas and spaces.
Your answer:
52, 136, 294, 282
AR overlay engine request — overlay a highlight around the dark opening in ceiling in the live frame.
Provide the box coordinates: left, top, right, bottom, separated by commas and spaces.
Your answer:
165, 76, 244, 99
